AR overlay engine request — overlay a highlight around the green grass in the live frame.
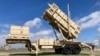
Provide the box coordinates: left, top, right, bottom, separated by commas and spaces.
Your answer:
9, 51, 99, 56
1, 50, 100, 56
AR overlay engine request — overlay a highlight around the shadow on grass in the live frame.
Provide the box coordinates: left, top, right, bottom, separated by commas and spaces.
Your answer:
9, 52, 90, 56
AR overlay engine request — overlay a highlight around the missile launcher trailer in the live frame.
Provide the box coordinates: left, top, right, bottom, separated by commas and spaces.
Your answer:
6, 26, 32, 51
43, 3, 82, 54
6, 3, 93, 55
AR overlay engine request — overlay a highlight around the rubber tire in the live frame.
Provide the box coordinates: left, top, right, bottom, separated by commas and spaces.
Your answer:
72, 46, 81, 54
63, 46, 72, 54
55, 48, 62, 54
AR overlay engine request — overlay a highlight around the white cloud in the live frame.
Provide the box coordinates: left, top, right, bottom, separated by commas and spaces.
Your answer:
1, 30, 8, 34
29, 29, 64, 42
24, 17, 42, 28
95, 1, 100, 6
77, 11, 100, 29
0, 24, 10, 46
0, 34, 9, 46
97, 27, 100, 32
0, 24, 11, 28
4, 24, 11, 28
30, 29, 52, 38
35, 30, 52, 36
93, 39, 100, 46
29, 29, 62, 42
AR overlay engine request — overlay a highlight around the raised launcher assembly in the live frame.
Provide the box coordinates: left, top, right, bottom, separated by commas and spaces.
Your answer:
6, 26, 32, 51
43, 3, 80, 40
43, 3, 93, 54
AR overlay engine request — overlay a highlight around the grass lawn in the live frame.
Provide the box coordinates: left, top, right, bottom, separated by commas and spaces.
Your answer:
0, 50, 100, 56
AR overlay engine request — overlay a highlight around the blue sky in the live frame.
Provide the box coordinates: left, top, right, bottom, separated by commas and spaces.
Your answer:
0, 0, 100, 47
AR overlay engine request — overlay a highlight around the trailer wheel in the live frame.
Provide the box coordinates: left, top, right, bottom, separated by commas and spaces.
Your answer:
63, 46, 71, 54
55, 48, 62, 54
72, 46, 81, 54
